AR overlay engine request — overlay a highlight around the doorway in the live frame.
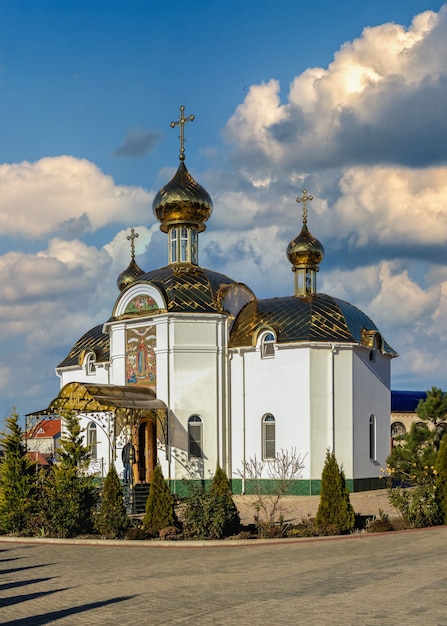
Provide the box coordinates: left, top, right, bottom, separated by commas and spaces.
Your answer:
136, 418, 157, 483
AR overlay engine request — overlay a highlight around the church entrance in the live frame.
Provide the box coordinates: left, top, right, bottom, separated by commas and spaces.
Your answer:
135, 417, 157, 483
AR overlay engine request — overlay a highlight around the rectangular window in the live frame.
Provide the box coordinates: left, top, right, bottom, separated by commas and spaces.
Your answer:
188, 422, 202, 459
170, 229, 177, 263
180, 227, 188, 262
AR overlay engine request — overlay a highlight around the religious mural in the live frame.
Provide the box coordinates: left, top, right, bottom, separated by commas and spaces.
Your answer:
124, 294, 159, 316
126, 325, 156, 388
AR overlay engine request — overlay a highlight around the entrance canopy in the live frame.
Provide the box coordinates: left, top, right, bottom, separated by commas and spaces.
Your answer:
28, 381, 167, 416
27, 382, 169, 448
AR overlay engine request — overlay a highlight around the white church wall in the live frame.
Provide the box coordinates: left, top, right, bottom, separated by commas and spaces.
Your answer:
231, 345, 311, 483
109, 321, 126, 385
60, 412, 114, 479
308, 346, 354, 480
58, 362, 110, 388
166, 315, 227, 482
352, 349, 391, 481
333, 348, 355, 477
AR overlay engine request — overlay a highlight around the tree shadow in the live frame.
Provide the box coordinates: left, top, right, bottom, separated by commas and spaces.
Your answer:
0, 576, 54, 592
0, 586, 66, 607
2, 595, 138, 625
1, 563, 55, 576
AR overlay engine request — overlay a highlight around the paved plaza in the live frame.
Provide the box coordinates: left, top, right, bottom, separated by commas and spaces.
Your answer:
1, 527, 447, 625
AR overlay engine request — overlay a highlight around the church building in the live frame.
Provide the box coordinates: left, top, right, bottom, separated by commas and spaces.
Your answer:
48, 106, 397, 496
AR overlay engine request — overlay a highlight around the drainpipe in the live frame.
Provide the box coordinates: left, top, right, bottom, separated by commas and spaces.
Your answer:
241, 348, 246, 495
167, 317, 172, 485
330, 344, 336, 453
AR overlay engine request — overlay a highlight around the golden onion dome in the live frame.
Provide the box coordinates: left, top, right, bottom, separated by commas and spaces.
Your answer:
117, 258, 145, 292
287, 223, 325, 269
117, 228, 145, 291
152, 160, 213, 233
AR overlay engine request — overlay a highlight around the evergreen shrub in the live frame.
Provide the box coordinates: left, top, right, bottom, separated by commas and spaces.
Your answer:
95, 464, 129, 538
316, 449, 355, 535
143, 464, 177, 537
182, 466, 240, 539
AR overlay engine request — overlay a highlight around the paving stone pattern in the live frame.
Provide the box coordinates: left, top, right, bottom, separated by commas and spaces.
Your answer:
1, 527, 447, 625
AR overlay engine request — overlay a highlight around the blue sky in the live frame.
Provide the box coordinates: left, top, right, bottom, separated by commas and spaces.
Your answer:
0, 0, 446, 420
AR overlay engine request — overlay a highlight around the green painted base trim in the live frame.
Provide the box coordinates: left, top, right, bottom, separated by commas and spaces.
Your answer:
168, 479, 212, 498
352, 477, 384, 492
168, 477, 384, 496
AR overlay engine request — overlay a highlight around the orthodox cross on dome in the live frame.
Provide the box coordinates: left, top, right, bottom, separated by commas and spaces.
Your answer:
296, 189, 313, 225
170, 105, 195, 160
127, 228, 139, 262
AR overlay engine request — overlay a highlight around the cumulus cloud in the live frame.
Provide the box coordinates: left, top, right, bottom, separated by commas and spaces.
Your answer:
225, 7, 447, 173
114, 128, 161, 157
0, 234, 126, 412
322, 165, 447, 251
0, 156, 152, 238
201, 225, 291, 297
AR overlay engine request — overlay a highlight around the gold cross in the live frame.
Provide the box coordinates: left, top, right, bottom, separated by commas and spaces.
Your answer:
170, 105, 195, 160
296, 189, 313, 225
127, 228, 139, 261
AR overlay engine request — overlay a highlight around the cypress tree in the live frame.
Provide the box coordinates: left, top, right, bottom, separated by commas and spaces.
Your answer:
143, 464, 177, 536
0, 409, 37, 535
95, 464, 129, 538
316, 449, 355, 535
435, 434, 447, 524
208, 465, 240, 538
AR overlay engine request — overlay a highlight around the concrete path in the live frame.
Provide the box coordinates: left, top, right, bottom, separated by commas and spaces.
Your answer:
1, 526, 447, 625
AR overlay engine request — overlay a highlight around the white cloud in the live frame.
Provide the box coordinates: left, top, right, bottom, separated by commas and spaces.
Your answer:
325, 165, 447, 248
0, 156, 152, 238
225, 6, 447, 172
104, 224, 157, 275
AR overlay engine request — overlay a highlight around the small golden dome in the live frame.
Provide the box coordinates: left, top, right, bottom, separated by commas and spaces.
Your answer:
153, 160, 213, 233
117, 259, 145, 292
287, 224, 325, 269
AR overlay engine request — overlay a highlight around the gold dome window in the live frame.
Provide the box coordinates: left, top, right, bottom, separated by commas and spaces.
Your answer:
259, 330, 276, 358
169, 225, 198, 264
85, 352, 96, 375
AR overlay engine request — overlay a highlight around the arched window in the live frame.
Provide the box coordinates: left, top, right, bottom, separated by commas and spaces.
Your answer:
188, 415, 203, 459
180, 227, 188, 262
85, 352, 96, 375
391, 421, 406, 447
391, 422, 406, 438
170, 228, 178, 263
87, 421, 97, 460
260, 331, 275, 359
262, 414, 276, 459
369, 415, 376, 461
191, 229, 198, 264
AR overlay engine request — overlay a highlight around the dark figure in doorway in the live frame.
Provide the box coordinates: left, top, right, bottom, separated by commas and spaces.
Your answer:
122, 442, 135, 483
